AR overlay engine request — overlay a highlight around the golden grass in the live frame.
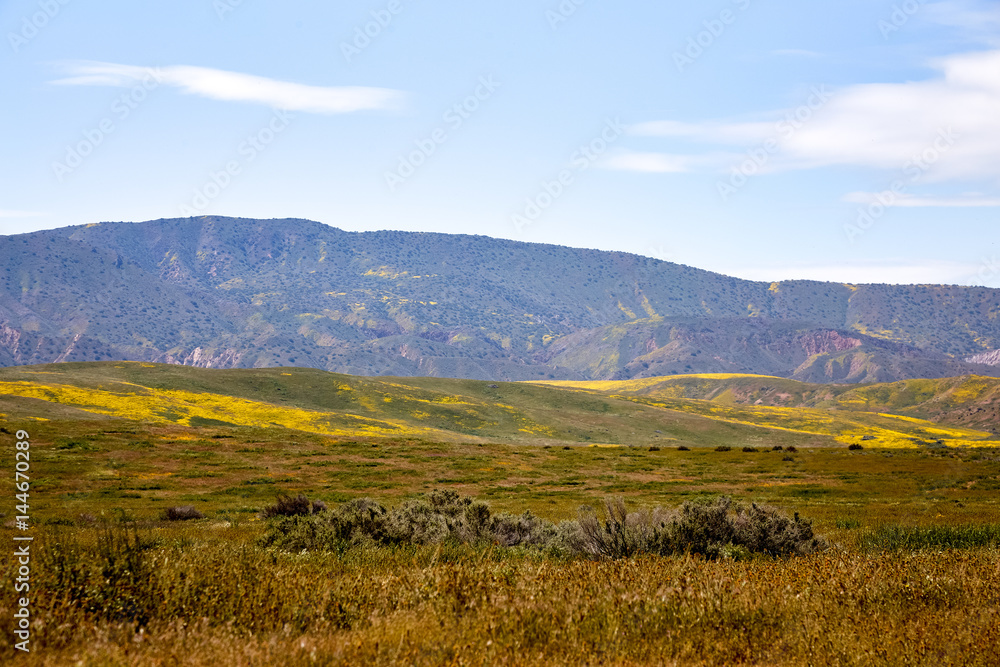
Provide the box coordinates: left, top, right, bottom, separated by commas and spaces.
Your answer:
0, 380, 445, 440
2, 525, 998, 666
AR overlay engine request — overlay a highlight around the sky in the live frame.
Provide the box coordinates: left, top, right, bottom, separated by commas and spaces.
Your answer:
1, 0, 998, 287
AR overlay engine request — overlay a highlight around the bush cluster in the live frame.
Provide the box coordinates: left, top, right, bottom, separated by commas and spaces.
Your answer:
260, 491, 827, 560
259, 490, 562, 553
260, 493, 327, 518
571, 496, 826, 560
161, 505, 204, 521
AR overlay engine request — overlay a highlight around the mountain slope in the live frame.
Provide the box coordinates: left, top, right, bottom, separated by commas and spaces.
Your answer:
1, 216, 999, 383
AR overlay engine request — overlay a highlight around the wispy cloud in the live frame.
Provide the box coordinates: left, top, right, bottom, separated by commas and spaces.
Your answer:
842, 192, 1000, 207
629, 119, 773, 143
51, 61, 405, 114
602, 152, 696, 174
924, 0, 1000, 45
612, 50, 1000, 186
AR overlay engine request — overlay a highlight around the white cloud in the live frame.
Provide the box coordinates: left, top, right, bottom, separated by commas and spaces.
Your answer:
924, 1, 1000, 44
842, 192, 1000, 207
51, 61, 405, 114
629, 119, 773, 143
615, 50, 1000, 186
602, 152, 694, 173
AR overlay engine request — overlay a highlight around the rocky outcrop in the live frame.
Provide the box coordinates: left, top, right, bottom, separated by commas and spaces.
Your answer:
966, 349, 1000, 366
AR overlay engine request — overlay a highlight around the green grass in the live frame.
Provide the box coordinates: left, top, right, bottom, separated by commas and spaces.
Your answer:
2, 362, 1000, 664
857, 524, 1000, 551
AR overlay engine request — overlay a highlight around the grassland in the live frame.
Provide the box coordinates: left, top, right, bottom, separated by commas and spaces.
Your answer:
2, 362, 1000, 664
3, 362, 999, 450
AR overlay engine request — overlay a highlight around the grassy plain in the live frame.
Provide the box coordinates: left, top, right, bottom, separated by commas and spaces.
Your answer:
2, 363, 1000, 664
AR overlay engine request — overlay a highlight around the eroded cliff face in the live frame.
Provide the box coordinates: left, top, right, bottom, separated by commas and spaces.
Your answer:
967, 349, 1000, 366
797, 331, 863, 357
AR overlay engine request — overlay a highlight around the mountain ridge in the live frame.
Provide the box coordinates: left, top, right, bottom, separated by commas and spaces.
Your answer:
1, 216, 998, 383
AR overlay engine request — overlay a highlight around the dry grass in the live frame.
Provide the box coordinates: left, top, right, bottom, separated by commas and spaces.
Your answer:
2, 523, 998, 666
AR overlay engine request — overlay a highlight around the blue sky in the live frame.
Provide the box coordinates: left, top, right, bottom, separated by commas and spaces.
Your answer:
2, 0, 998, 286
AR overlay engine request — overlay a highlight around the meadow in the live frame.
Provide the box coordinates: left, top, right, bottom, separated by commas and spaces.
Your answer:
2, 363, 1000, 665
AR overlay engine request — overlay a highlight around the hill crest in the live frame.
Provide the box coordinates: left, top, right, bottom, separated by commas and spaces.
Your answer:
1, 216, 999, 383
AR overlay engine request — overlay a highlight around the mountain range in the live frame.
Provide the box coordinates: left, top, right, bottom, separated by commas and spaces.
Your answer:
1, 216, 998, 384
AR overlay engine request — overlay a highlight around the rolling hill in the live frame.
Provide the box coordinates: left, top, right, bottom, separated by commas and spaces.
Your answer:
534, 373, 1000, 434
1, 216, 999, 383
1, 362, 997, 449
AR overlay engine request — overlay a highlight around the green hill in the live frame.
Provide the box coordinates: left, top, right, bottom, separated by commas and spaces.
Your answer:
1, 362, 997, 449
535, 374, 1000, 434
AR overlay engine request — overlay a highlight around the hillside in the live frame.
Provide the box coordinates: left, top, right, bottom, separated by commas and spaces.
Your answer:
1, 362, 997, 449
1, 216, 999, 383
535, 374, 1000, 433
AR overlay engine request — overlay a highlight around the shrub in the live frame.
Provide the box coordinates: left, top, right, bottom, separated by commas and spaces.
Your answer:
742, 446, 759, 453
571, 499, 656, 559
261, 493, 325, 518
484, 510, 558, 548
785, 446, 797, 453
849, 444, 864, 451
386, 499, 452, 544
677, 445, 691, 451
648, 446, 660, 452
772, 446, 784, 451
161, 506, 204, 521
731, 504, 826, 557
652, 497, 736, 558
259, 490, 827, 561
715, 446, 732, 452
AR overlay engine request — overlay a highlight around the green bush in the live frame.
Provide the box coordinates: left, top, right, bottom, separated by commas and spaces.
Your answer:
259, 491, 827, 560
